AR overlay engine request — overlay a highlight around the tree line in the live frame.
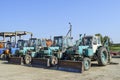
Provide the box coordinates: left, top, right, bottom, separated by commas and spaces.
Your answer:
95, 33, 112, 46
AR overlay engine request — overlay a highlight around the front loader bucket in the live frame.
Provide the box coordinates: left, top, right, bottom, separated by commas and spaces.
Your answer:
8, 57, 23, 65
57, 60, 84, 73
31, 58, 50, 68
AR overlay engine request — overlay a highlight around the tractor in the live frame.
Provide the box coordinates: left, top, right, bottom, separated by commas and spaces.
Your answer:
31, 35, 73, 67
14, 38, 41, 64
24, 38, 41, 64
31, 23, 73, 67
4, 41, 19, 60
0, 31, 33, 61
61, 34, 111, 71
0, 41, 19, 60
33, 38, 59, 66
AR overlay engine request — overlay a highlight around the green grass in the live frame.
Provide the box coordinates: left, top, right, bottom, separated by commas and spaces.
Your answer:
110, 46, 120, 52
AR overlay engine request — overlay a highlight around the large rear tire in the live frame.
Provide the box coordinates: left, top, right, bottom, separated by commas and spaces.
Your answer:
97, 47, 108, 66
25, 54, 32, 64
83, 57, 91, 71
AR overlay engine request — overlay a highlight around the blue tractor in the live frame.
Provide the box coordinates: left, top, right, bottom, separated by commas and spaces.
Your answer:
0, 41, 19, 60
0, 31, 33, 60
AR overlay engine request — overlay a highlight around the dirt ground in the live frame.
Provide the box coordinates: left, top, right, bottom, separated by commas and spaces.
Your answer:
0, 57, 120, 80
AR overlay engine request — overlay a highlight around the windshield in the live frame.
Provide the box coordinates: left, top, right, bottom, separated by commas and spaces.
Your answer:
54, 37, 63, 47
6, 43, 11, 49
6, 42, 16, 48
17, 40, 28, 48
29, 39, 36, 47
53, 36, 73, 48
82, 37, 92, 46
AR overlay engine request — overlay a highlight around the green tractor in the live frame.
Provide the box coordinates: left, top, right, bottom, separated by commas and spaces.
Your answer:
61, 34, 111, 71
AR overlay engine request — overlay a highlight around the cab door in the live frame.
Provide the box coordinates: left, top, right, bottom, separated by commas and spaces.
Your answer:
92, 37, 98, 53
92, 36, 102, 53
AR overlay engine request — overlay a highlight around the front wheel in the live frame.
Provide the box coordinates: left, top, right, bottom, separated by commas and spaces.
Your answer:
24, 54, 32, 64
0, 54, 6, 60
83, 57, 91, 71
50, 56, 58, 66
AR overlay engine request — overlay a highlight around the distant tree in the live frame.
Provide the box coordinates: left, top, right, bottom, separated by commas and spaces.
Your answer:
103, 36, 110, 45
95, 33, 103, 43
95, 33, 111, 46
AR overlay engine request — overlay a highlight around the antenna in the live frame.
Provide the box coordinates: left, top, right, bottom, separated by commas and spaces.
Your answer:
66, 22, 72, 37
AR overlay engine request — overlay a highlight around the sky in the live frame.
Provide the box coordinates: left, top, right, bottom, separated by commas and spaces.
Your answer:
0, 0, 120, 43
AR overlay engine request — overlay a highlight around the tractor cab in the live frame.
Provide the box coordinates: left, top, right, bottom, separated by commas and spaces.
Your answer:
5, 41, 19, 55
53, 36, 73, 52
17, 40, 29, 48
82, 36, 102, 53
75, 35, 102, 57
63, 35, 102, 60
16, 40, 34, 56
38, 38, 59, 58
28, 38, 42, 57
6, 41, 16, 49
29, 38, 41, 51
29, 38, 41, 47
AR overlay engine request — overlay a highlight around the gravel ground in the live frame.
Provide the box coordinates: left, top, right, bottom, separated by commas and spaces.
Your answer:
0, 57, 120, 80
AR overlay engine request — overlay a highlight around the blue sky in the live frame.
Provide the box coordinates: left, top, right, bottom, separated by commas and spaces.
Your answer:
0, 0, 120, 43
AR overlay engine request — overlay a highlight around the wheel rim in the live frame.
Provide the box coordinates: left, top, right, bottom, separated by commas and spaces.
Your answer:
51, 57, 58, 65
84, 60, 89, 70
101, 51, 107, 63
26, 57, 29, 64
25, 56, 31, 64
1, 54, 5, 59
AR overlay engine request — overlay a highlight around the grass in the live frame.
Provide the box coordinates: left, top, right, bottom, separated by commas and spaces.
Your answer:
110, 44, 120, 52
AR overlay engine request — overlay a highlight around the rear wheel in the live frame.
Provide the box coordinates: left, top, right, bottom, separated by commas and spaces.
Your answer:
25, 54, 32, 64
97, 47, 108, 66
83, 57, 91, 71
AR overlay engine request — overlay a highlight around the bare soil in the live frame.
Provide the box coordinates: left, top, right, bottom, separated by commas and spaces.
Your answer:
0, 57, 120, 80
